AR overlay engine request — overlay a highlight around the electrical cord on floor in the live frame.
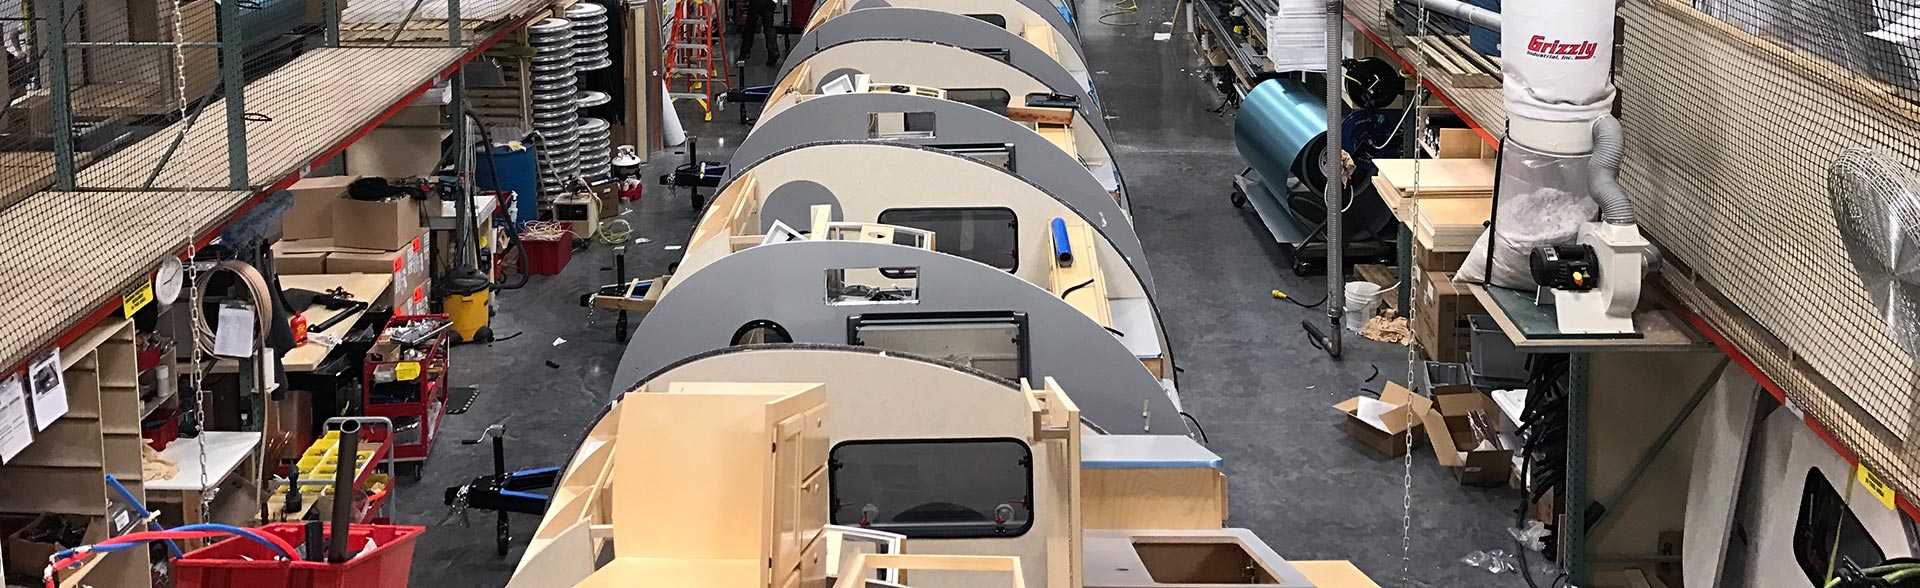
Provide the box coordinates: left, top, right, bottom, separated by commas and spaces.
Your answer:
1272, 289, 1328, 308
1098, 0, 1140, 25
1179, 412, 1210, 443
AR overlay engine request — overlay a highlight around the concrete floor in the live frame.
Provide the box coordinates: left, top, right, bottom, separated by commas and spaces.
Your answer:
395, 7, 1534, 585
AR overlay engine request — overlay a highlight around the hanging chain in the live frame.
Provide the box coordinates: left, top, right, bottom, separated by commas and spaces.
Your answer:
1400, 2, 1433, 585
184, 238, 214, 521
162, 0, 216, 521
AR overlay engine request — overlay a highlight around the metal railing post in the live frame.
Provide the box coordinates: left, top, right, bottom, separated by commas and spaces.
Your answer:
448, 0, 462, 46
38, 0, 76, 191
218, 0, 247, 190
324, 0, 341, 46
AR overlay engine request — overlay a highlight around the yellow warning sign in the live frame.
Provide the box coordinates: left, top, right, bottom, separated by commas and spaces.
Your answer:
122, 278, 155, 317
1857, 464, 1897, 510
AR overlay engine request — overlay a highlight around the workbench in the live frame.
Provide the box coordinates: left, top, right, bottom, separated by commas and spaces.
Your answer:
146, 431, 265, 549
279, 273, 396, 373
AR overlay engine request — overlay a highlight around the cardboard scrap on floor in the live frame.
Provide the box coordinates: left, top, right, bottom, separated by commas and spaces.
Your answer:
1361, 310, 1410, 344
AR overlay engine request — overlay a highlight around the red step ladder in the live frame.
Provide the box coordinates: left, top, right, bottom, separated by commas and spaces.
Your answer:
664, 0, 733, 121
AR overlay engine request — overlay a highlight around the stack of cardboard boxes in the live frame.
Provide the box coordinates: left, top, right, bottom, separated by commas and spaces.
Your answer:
1411, 242, 1482, 364
273, 176, 432, 315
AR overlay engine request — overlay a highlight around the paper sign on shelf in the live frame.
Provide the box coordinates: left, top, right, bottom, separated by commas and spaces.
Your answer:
0, 373, 32, 463
1856, 463, 1898, 510
26, 349, 67, 431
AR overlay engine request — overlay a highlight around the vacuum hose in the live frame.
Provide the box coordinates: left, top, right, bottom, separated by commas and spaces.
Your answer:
1589, 115, 1635, 225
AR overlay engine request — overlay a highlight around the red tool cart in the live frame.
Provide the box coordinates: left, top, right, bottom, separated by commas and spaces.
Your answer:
361, 315, 452, 468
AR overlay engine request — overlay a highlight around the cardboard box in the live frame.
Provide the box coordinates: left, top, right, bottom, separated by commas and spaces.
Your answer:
326, 230, 430, 313
1333, 382, 1433, 457
333, 195, 423, 251
1412, 239, 1470, 276
282, 176, 358, 240
1413, 271, 1483, 363
272, 246, 328, 275
5, 514, 104, 580
1421, 383, 1513, 486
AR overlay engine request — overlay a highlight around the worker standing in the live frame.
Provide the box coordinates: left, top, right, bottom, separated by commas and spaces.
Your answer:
738, 0, 779, 67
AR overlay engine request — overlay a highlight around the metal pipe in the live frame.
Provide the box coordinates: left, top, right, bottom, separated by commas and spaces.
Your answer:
1321, 0, 1344, 357
1402, 0, 1500, 31
327, 420, 361, 563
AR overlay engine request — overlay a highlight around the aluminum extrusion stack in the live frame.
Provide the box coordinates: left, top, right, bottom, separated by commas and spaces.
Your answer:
530, 17, 581, 201
567, 3, 614, 71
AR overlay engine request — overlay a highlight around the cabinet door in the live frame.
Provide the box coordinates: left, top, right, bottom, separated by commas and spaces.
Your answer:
772, 414, 806, 573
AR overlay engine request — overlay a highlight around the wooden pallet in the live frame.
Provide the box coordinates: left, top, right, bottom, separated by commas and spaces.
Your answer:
1409, 35, 1498, 89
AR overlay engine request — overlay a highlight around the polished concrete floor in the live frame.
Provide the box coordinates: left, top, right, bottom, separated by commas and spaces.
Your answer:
396, 6, 1534, 585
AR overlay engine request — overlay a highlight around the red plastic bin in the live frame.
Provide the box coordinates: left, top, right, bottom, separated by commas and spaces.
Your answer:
522, 233, 571, 275
174, 523, 424, 588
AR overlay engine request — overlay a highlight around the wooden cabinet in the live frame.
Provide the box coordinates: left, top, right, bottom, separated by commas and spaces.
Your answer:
604, 383, 830, 587
0, 320, 152, 588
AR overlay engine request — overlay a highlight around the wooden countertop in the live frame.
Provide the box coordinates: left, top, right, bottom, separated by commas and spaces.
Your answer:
280, 273, 395, 372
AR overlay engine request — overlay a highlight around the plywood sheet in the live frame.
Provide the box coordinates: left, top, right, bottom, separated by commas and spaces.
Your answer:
1372, 158, 1494, 195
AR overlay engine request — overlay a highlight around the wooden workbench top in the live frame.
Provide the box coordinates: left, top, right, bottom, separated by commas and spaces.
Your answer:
279, 273, 395, 372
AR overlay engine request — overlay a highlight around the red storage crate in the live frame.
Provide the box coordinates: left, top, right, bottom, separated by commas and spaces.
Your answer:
174, 523, 424, 588
522, 233, 571, 275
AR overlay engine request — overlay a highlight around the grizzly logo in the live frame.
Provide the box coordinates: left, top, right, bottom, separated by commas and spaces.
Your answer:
1527, 35, 1598, 60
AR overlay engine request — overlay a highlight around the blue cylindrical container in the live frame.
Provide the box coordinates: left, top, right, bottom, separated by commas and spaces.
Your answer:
1050, 217, 1073, 268
474, 144, 540, 225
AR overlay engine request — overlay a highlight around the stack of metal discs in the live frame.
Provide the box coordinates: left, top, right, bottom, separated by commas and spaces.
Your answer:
576, 117, 614, 179
529, 17, 579, 200
566, 3, 612, 72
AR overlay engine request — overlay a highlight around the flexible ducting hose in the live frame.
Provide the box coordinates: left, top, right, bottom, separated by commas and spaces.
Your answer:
192, 260, 274, 353
1589, 115, 1635, 225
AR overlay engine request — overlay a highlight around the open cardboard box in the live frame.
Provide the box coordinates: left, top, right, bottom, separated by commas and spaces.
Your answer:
1333, 382, 1432, 457
1420, 383, 1514, 486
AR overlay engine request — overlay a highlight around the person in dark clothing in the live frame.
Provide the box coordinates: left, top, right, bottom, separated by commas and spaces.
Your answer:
738, 0, 780, 66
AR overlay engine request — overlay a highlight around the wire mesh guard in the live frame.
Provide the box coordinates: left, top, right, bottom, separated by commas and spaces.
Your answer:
1618, 0, 1920, 498
0, 0, 531, 373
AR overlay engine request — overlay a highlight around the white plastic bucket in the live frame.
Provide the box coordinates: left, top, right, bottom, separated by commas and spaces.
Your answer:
1344, 281, 1386, 332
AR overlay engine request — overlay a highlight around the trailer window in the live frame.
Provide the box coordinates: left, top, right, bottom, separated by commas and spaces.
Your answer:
1793, 467, 1886, 585
829, 438, 1034, 538
878, 207, 1018, 272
